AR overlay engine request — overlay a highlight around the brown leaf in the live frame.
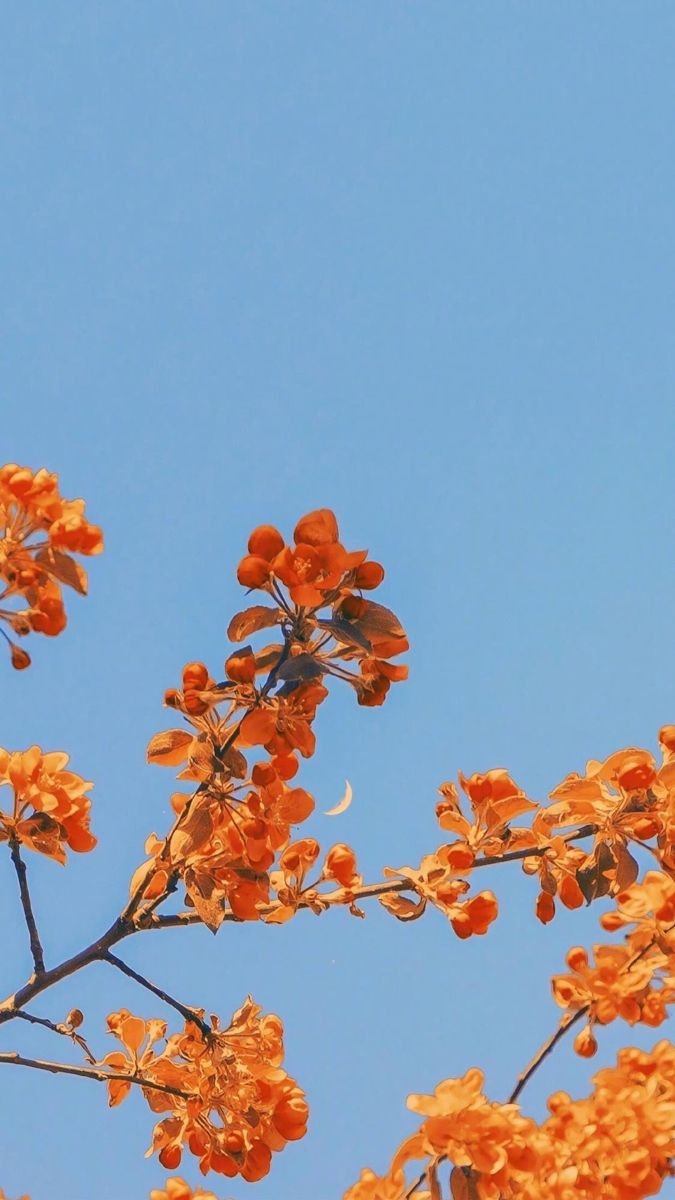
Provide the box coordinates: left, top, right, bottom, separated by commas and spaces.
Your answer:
254, 643, 284, 673
348, 599, 406, 640
427, 1163, 442, 1200
379, 892, 427, 921
614, 842, 639, 891
218, 745, 248, 778
146, 729, 194, 766
318, 616, 372, 653
450, 1167, 479, 1200
16, 813, 66, 863
228, 605, 281, 642
36, 547, 88, 594
276, 654, 325, 682
577, 842, 616, 904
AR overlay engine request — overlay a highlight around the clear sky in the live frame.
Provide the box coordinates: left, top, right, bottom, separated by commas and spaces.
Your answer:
2, 3, 675, 1198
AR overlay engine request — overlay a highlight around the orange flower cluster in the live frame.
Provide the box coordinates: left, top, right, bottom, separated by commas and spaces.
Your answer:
234, 508, 408, 707
548, 869, 675, 1057
381, 848, 499, 939
345, 1041, 675, 1200
136, 508, 408, 929
412, 731, 675, 932
522, 740, 674, 921
150, 1181, 218, 1200
0, 464, 102, 668
102, 998, 307, 1183
344, 1067, 536, 1200
0, 746, 95, 862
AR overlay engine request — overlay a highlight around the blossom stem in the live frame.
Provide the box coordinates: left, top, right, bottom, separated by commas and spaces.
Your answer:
8, 835, 46, 975
103, 951, 211, 1036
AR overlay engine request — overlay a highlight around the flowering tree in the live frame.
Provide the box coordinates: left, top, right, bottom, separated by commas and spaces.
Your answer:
2, 462, 675, 1200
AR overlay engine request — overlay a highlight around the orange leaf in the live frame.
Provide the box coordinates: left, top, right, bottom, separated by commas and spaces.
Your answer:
227, 605, 281, 642
147, 730, 194, 766
379, 892, 427, 921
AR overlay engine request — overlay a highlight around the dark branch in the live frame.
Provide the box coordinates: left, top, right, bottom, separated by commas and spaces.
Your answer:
0, 1050, 193, 1100
9, 837, 46, 974
103, 951, 211, 1036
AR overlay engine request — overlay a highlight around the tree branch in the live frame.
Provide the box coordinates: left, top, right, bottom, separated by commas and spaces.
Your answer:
0, 914, 131, 1026
103, 951, 211, 1036
508, 1010, 586, 1103
9, 836, 46, 974
0, 1051, 194, 1100
0, 823, 599, 1025
507, 918, 675, 1105
140, 824, 599, 932
13, 1009, 97, 1063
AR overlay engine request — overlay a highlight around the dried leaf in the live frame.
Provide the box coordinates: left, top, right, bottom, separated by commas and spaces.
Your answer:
228, 605, 281, 642
325, 780, 353, 816
172, 804, 213, 860
379, 893, 427, 921
190, 889, 225, 933
254, 643, 284, 673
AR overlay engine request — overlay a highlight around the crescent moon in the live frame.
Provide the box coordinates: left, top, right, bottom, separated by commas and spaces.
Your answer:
324, 780, 353, 816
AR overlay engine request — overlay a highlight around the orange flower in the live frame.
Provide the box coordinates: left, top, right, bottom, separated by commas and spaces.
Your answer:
323, 843, 361, 889
0, 746, 95, 862
149, 1180, 218, 1200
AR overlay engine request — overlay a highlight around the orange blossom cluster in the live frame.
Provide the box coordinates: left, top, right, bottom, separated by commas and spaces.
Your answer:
102, 998, 307, 1184
0, 464, 102, 668
133, 508, 409, 929
345, 1040, 675, 1200
0, 745, 96, 862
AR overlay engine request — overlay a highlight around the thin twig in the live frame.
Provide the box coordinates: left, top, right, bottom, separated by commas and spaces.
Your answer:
13, 1009, 97, 1063
103, 951, 211, 1036
508, 1010, 586, 1103
8, 836, 46, 974
507, 918, 675, 1105
0, 1051, 193, 1100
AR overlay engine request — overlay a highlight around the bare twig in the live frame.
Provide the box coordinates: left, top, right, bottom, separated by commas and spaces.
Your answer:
103, 951, 211, 1036
0, 1051, 193, 1100
9, 836, 46, 974
13, 1009, 97, 1063
508, 1010, 586, 1103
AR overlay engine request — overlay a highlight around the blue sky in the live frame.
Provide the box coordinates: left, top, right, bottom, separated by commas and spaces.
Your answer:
2, 3, 675, 1197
